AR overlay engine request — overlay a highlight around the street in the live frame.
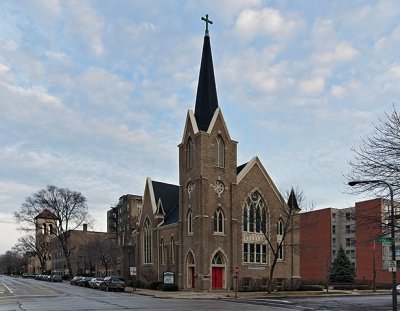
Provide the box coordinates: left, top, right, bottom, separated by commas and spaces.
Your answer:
0, 275, 396, 310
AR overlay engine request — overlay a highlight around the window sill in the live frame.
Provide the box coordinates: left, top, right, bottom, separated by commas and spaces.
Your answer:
213, 232, 226, 236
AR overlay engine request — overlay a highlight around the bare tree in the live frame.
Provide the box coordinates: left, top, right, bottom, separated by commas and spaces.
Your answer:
86, 238, 118, 276
14, 185, 92, 278
347, 106, 400, 198
245, 188, 301, 293
13, 234, 51, 274
0, 250, 27, 275
347, 106, 400, 233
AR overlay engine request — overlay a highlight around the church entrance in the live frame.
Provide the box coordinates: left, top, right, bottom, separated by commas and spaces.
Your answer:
186, 251, 195, 288
212, 267, 223, 288
211, 251, 226, 289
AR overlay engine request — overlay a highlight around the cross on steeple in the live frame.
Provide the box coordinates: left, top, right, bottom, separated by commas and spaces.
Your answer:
201, 14, 213, 36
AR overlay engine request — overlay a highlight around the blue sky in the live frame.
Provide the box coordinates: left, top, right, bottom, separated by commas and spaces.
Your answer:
1, 0, 399, 253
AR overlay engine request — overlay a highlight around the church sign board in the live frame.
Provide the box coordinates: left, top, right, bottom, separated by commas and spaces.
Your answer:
163, 271, 175, 284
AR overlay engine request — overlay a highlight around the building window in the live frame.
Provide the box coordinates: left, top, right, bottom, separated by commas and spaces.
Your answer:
277, 242, 284, 260
243, 207, 248, 231
346, 249, 356, 260
187, 210, 193, 234
186, 137, 193, 169
160, 238, 164, 265
214, 208, 224, 233
143, 218, 152, 264
345, 212, 354, 221
346, 237, 356, 247
332, 225, 336, 234
243, 191, 268, 233
277, 218, 284, 236
171, 237, 175, 264
212, 252, 224, 265
243, 242, 267, 264
215, 135, 225, 167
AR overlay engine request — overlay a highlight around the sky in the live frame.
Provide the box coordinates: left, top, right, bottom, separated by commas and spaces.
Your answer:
1, 0, 400, 254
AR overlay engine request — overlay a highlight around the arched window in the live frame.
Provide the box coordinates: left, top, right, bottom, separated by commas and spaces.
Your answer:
255, 207, 261, 233
277, 218, 284, 236
261, 208, 267, 234
186, 137, 193, 169
249, 203, 254, 232
212, 251, 224, 265
143, 218, 152, 264
48, 224, 53, 235
243, 207, 248, 231
171, 237, 175, 264
187, 210, 193, 234
42, 224, 47, 235
277, 242, 284, 260
215, 135, 225, 167
243, 191, 268, 233
277, 218, 284, 260
160, 238, 164, 265
213, 209, 224, 233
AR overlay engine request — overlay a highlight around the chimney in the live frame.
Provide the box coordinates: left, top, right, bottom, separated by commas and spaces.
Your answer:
83, 224, 87, 232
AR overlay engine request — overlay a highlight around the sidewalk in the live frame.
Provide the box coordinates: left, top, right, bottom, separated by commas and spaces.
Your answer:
125, 287, 390, 299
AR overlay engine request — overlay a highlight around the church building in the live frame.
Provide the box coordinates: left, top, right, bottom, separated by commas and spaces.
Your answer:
132, 18, 300, 291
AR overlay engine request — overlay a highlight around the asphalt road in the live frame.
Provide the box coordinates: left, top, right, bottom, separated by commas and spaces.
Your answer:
0, 275, 396, 311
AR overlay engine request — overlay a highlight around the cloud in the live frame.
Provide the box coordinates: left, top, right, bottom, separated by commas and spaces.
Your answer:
298, 77, 325, 95
77, 67, 135, 106
62, 1, 104, 56
235, 7, 302, 40
312, 42, 358, 64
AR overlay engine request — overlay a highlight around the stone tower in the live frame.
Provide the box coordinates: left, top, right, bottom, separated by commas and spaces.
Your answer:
178, 25, 238, 290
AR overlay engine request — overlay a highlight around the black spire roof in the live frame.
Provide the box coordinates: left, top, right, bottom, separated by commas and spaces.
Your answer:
194, 33, 219, 131
287, 188, 301, 211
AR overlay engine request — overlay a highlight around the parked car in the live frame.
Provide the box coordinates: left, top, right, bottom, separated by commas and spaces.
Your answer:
51, 275, 63, 282
77, 276, 92, 287
70, 276, 83, 285
99, 276, 126, 292
88, 277, 104, 289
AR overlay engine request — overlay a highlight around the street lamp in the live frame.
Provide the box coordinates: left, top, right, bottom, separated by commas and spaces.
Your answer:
348, 180, 397, 311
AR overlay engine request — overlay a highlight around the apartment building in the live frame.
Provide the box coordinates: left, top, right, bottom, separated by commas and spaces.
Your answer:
300, 198, 398, 286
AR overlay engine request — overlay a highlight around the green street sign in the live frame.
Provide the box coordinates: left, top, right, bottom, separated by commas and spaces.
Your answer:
376, 237, 394, 244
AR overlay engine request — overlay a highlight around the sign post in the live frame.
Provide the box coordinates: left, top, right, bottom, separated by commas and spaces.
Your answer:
130, 267, 137, 292
234, 266, 240, 299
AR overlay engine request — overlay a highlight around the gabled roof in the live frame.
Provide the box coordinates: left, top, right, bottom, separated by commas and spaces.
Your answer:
237, 162, 248, 175
194, 34, 218, 132
151, 180, 179, 226
35, 209, 58, 220
237, 156, 285, 203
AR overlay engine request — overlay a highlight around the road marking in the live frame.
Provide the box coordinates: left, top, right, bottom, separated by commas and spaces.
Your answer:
2, 284, 13, 295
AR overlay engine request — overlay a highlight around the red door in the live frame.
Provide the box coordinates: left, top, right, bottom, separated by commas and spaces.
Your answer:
212, 267, 223, 288
189, 267, 195, 288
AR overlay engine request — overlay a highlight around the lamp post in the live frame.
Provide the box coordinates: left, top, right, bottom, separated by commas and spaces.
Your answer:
348, 180, 397, 311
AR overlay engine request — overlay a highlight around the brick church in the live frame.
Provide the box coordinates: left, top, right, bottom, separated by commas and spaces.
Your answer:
132, 19, 300, 291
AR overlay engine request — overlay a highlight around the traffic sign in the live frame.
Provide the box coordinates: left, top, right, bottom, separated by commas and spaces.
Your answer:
376, 237, 394, 244
389, 260, 397, 272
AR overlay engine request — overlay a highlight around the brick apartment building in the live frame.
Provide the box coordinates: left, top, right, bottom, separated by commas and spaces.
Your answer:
300, 198, 399, 286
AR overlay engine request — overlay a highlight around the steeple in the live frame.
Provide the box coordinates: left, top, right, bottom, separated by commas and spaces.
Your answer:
194, 14, 218, 132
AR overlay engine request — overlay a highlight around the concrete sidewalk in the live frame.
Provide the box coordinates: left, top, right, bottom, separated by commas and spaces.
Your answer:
125, 287, 390, 299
